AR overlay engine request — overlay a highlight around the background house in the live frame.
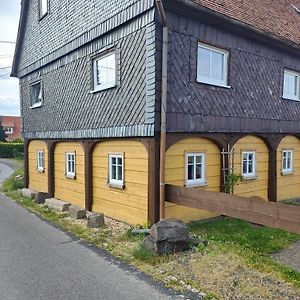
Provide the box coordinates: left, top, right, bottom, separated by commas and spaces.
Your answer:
0, 115, 21, 142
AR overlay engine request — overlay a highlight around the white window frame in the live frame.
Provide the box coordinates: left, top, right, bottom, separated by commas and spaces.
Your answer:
4, 127, 14, 134
108, 154, 124, 188
282, 150, 294, 175
185, 153, 206, 187
197, 42, 229, 88
92, 51, 116, 92
283, 69, 300, 101
30, 82, 43, 108
242, 151, 256, 178
65, 152, 76, 179
37, 150, 44, 172
39, 0, 48, 18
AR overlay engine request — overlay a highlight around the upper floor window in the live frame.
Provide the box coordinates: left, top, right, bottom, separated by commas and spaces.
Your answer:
4, 127, 13, 134
186, 153, 205, 186
108, 154, 124, 188
39, 0, 48, 19
197, 42, 229, 88
93, 52, 116, 92
30, 82, 42, 108
283, 69, 300, 101
242, 151, 256, 178
65, 152, 76, 179
37, 150, 45, 172
282, 150, 293, 174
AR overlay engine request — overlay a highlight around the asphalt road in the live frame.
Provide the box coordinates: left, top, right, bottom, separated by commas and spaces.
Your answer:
0, 161, 185, 300
0, 159, 15, 186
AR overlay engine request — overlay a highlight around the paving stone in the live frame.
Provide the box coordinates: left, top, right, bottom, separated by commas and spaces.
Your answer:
87, 212, 105, 228
21, 188, 37, 199
35, 192, 50, 204
44, 198, 71, 212
69, 205, 86, 220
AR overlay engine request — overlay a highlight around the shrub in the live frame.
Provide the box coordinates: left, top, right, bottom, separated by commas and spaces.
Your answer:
0, 142, 24, 158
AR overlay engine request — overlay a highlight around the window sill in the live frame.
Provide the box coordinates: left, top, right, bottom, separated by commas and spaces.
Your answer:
30, 102, 42, 109
282, 96, 300, 102
282, 171, 294, 176
37, 169, 45, 173
185, 181, 208, 188
242, 176, 258, 181
90, 84, 117, 94
108, 182, 125, 190
196, 79, 231, 89
65, 174, 76, 180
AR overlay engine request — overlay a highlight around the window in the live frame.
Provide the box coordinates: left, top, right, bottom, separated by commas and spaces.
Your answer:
242, 151, 256, 178
197, 42, 229, 87
65, 152, 75, 179
186, 153, 205, 186
39, 0, 48, 18
37, 151, 44, 172
30, 82, 42, 108
283, 69, 300, 101
108, 154, 124, 188
93, 52, 116, 91
282, 150, 293, 174
4, 127, 13, 134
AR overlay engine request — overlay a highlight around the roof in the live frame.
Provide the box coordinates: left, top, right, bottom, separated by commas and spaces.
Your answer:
189, 0, 300, 47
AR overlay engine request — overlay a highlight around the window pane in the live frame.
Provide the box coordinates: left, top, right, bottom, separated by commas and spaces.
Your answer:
94, 53, 116, 87
188, 156, 194, 164
284, 72, 298, 97
117, 157, 122, 166
198, 47, 210, 78
40, 0, 48, 16
111, 157, 116, 165
242, 160, 248, 174
117, 166, 123, 181
111, 166, 116, 180
196, 155, 202, 164
211, 51, 224, 81
195, 165, 202, 179
188, 165, 194, 180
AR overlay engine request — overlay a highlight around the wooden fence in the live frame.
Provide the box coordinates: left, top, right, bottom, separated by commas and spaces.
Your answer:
165, 185, 300, 235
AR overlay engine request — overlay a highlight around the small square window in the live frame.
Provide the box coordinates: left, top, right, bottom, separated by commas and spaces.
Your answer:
282, 150, 293, 174
65, 152, 76, 179
283, 69, 300, 101
30, 82, 43, 108
242, 151, 256, 178
93, 52, 116, 91
37, 150, 44, 172
197, 43, 229, 87
4, 127, 14, 134
108, 154, 124, 188
39, 0, 48, 18
186, 153, 205, 186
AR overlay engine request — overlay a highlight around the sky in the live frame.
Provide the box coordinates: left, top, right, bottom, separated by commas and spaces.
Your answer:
0, 0, 21, 116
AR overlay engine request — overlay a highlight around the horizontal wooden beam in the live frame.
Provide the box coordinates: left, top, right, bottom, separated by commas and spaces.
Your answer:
165, 185, 300, 235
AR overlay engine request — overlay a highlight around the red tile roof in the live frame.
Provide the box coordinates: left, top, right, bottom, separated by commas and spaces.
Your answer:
190, 0, 300, 46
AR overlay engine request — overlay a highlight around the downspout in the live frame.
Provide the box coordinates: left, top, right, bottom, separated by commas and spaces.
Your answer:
156, 0, 168, 220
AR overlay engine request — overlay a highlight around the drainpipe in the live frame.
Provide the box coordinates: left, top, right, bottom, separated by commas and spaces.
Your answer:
156, 0, 168, 220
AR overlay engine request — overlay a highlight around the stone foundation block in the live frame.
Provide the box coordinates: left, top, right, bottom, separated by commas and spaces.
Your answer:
35, 192, 50, 204
69, 205, 86, 220
21, 188, 37, 199
87, 212, 105, 228
44, 198, 71, 212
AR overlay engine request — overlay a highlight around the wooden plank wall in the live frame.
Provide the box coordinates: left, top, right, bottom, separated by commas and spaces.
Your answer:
92, 140, 148, 225
54, 142, 85, 208
277, 136, 300, 201
166, 185, 300, 235
28, 140, 48, 193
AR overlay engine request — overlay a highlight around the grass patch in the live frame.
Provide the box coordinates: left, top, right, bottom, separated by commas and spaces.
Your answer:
189, 217, 300, 288
1, 165, 24, 192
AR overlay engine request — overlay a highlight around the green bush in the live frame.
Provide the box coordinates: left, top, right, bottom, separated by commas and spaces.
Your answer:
0, 143, 24, 158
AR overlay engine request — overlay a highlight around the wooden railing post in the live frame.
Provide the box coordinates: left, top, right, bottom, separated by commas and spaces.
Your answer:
268, 146, 277, 202
46, 140, 56, 197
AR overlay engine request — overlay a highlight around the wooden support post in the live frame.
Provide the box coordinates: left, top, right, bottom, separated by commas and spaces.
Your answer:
82, 141, 94, 212
268, 147, 277, 202
47, 141, 56, 197
147, 137, 160, 225
24, 139, 30, 188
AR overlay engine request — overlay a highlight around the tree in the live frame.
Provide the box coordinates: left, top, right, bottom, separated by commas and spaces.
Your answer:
0, 123, 7, 142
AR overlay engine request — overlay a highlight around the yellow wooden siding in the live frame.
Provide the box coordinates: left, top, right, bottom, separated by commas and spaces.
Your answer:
54, 142, 85, 207
232, 136, 269, 200
165, 137, 220, 222
28, 140, 48, 193
92, 140, 148, 225
277, 136, 300, 201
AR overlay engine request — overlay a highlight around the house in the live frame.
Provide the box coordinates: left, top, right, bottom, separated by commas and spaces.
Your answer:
0, 116, 21, 142
11, 0, 300, 225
